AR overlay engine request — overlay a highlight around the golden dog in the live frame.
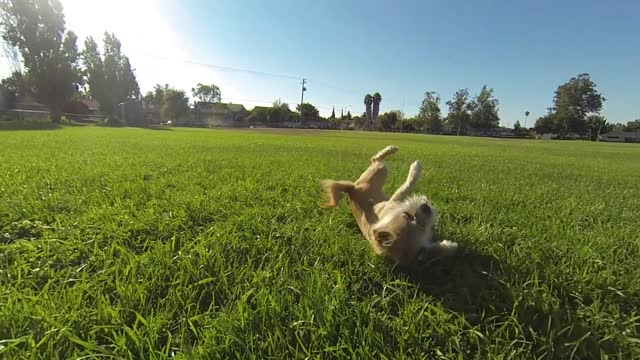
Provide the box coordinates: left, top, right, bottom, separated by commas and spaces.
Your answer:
322, 145, 458, 265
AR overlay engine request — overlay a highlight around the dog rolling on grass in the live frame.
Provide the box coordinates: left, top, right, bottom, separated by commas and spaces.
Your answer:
322, 145, 458, 265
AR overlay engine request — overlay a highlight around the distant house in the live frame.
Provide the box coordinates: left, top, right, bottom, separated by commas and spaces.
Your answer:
599, 131, 640, 143
195, 102, 248, 127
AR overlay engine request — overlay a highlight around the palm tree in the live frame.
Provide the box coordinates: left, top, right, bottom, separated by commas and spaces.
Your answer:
364, 94, 373, 128
372, 92, 382, 126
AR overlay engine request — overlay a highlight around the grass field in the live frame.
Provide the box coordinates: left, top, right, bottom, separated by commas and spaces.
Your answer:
1, 126, 639, 359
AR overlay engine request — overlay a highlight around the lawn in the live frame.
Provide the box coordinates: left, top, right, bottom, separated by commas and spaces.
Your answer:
1, 126, 639, 359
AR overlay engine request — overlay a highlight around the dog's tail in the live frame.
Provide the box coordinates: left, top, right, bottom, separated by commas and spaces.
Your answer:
370, 145, 399, 162
320, 180, 355, 208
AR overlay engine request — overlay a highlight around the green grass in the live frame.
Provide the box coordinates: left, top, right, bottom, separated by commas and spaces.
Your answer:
1, 126, 639, 359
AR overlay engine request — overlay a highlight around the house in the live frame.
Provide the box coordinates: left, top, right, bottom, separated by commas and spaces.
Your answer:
195, 102, 248, 127
599, 131, 640, 143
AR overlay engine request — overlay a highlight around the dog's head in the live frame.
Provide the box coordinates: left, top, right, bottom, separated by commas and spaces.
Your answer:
370, 196, 437, 265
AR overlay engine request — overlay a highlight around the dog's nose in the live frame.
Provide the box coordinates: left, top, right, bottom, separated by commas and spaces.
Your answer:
419, 203, 432, 215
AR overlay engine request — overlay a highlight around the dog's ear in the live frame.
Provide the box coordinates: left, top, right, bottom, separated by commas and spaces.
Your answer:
373, 230, 394, 247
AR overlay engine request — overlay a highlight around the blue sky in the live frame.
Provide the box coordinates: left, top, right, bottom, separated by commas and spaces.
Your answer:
2, 0, 639, 125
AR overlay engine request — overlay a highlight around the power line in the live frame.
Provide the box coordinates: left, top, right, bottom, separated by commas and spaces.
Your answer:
136, 52, 304, 81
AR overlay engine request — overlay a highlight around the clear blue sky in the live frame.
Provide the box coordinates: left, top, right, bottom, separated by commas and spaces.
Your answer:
3, 0, 639, 125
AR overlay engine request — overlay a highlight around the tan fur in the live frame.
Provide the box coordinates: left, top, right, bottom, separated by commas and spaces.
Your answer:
322, 145, 458, 265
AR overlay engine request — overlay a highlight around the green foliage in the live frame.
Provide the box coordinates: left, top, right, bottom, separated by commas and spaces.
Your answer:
372, 92, 382, 124
296, 102, 319, 122
585, 114, 609, 140
513, 120, 527, 137
622, 119, 640, 132
160, 87, 190, 122
445, 88, 471, 135
418, 91, 442, 133
552, 73, 605, 135
346, 110, 352, 120
0, 0, 82, 122
82, 33, 139, 117
375, 110, 401, 131
468, 85, 500, 129
268, 100, 291, 123
534, 112, 559, 134
1, 127, 639, 358
191, 83, 221, 103
364, 94, 373, 127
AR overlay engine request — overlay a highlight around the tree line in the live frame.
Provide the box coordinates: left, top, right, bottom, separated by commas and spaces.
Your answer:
1, 0, 637, 134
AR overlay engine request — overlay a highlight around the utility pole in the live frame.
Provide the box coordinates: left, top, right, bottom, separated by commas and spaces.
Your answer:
300, 79, 307, 124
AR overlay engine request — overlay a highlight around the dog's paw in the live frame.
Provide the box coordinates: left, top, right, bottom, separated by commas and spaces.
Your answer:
386, 145, 399, 154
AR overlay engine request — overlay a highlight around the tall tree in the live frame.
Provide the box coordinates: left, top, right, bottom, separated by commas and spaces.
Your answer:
82, 36, 105, 104
372, 92, 382, 125
445, 89, 471, 135
82, 32, 139, 117
346, 110, 352, 120
468, 85, 500, 129
296, 102, 319, 122
552, 73, 605, 136
418, 91, 442, 133
340, 107, 344, 120
191, 83, 221, 103
330, 106, 336, 119
0, 0, 82, 122
364, 94, 373, 128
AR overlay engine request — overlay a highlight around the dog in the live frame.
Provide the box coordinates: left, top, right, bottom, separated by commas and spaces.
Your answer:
321, 145, 458, 265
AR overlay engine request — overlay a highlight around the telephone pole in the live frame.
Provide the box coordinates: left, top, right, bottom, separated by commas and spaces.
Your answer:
299, 79, 307, 124
300, 79, 307, 107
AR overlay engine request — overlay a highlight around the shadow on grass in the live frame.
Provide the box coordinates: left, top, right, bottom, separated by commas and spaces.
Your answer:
389, 245, 614, 358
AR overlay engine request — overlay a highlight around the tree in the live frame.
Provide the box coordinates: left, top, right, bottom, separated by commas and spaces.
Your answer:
296, 103, 319, 122
372, 92, 382, 125
585, 115, 610, 141
268, 99, 290, 123
346, 110, 352, 120
552, 73, 605, 136
160, 87, 189, 122
330, 106, 336, 119
534, 112, 559, 134
513, 120, 527, 137
376, 110, 401, 131
191, 83, 221, 103
418, 91, 442, 133
623, 119, 640, 132
82, 33, 139, 118
0, 0, 82, 122
364, 94, 373, 128
524, 111, 530, 128
445, 89, 471, 135
340, 108, 344, 120
468, 85, 500, 129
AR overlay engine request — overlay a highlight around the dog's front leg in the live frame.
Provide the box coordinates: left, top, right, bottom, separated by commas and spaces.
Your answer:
389, 160, 422, 203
